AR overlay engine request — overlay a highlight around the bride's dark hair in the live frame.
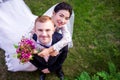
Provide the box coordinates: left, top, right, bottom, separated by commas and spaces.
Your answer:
54, 2, 72, 17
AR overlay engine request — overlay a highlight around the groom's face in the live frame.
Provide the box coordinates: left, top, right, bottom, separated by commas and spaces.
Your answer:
35, 20, 55, 45
52, 10, 70, 28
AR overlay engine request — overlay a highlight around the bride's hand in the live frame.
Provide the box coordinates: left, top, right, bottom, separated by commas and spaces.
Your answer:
50, 50, 58, 56
38, 48, 50, 57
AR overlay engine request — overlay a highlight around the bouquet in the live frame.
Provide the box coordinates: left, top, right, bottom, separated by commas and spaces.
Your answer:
14, 36, 39, 63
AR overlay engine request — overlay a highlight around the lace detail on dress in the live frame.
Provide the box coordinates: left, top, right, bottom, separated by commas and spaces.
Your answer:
53, 25, 72, 52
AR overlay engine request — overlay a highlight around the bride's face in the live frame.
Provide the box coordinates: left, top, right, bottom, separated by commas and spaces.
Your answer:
52, 10, 70, 28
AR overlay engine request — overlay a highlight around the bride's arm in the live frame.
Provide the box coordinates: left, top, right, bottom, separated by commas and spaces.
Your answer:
47, 25, 71, 56
38, 25, 71, 57
53, 25, 71, 51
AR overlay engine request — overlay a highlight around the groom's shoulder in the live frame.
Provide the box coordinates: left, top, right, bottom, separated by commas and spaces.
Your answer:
52, 32, 62, 41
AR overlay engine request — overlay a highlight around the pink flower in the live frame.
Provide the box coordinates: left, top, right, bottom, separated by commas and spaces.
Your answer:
14, 37, 39, 63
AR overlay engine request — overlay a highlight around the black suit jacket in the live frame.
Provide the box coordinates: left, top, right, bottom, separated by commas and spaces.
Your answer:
30, 32, 68, 72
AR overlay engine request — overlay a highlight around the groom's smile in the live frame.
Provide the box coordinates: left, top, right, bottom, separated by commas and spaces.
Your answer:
35, 20, 55, 45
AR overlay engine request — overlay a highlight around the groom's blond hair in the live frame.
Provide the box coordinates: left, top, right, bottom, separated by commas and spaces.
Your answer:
34, 15, 54, 32
35, 15, 53, 24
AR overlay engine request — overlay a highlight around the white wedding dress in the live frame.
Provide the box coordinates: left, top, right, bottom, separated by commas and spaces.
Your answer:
0, 0, 37, 72
0, 0, 74, 72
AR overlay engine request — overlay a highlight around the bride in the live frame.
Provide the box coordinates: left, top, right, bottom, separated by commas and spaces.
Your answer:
0, 0, 74, 72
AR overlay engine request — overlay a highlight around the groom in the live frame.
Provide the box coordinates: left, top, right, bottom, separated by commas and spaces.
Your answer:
30, 15, 68, 80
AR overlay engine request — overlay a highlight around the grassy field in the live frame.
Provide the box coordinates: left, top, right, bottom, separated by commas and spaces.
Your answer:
0, 0, 120, 80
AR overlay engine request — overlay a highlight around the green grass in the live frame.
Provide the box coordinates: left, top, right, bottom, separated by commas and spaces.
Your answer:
0, 0, 120, 80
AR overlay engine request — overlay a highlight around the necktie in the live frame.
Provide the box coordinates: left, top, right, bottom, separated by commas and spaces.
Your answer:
39, 43, 49, 48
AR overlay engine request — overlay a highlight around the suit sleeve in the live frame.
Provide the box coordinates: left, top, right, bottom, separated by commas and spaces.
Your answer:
30, 54, 46, 70
48, 45, 68, 72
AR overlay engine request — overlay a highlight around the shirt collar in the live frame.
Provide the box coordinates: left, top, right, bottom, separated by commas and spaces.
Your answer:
36, 39, 52, 47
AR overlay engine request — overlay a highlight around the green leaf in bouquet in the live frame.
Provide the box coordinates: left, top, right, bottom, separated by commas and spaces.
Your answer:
13, 53, 17, 58
30, 57, 33, 60
14, 44, 18, 48
17, 53, 21, 58
29, 55, 33, 60
21, 59, 25, 63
